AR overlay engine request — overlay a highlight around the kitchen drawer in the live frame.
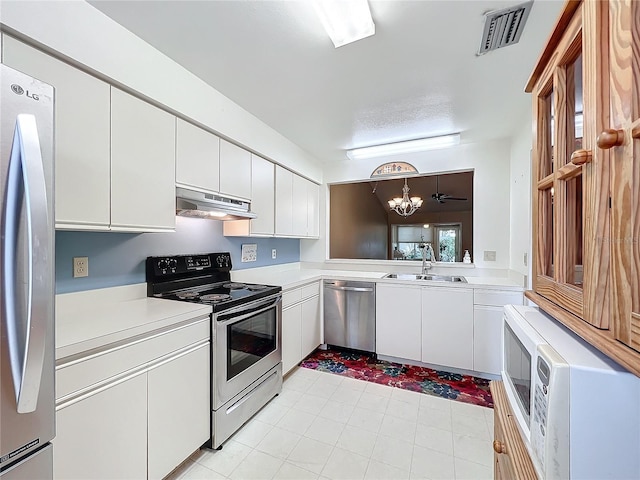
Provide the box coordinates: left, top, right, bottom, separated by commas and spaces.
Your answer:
283, 281, 320, 309
301, 282, 320, 300
56, 317, 209, 400
474, 289, 523, 307
282, 289, 302, 308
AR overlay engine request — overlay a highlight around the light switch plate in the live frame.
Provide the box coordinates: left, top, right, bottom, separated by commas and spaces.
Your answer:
483, 250, 497, 261
241, 244, 257, 262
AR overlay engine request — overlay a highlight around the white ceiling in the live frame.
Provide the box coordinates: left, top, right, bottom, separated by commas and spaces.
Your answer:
89, 0, 564, 163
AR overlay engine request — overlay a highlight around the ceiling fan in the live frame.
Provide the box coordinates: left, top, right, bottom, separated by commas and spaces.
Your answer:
431, 176, 468, 203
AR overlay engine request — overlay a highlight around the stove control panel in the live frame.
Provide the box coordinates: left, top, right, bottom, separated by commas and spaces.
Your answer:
147, 252, 232, 278
186, 255, 211, 270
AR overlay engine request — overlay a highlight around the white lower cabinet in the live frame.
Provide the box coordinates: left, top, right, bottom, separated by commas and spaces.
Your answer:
282, 303, 303, 374
376, 283, 522, 374
54, 318, 210, 480
54, 373, 148, 480
473, 289, 524, 375
281, 281, 321, 374
147, 344, 210, 480
376, 284, 422, 362
473, 305, 504, 375
422, 287, 474, 370
301, 293, 321, 359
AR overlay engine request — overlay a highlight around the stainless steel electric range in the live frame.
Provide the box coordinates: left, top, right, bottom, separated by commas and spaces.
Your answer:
146, 252, 282, 449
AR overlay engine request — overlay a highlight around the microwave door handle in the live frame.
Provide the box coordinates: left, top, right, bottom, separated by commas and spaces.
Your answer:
2, 114, 50, 413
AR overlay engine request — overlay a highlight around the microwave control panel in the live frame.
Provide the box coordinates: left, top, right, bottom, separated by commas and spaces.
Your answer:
531, 356, 550, 473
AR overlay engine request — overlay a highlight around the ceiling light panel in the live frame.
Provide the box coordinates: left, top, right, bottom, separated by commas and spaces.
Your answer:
313, 0, 375, 48
347, 134, 460, 160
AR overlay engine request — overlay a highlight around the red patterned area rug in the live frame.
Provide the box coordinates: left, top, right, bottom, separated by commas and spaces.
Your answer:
300, 348, 493, 408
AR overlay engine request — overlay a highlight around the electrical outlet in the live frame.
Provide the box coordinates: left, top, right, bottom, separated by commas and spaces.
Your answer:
483, 250, 497, 262
272, 249, 277, 259
73, 257, 89, 278
523, 252, 528, 266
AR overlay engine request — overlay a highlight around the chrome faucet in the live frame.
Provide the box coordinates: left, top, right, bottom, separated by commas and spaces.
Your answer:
420, 243, 436, 274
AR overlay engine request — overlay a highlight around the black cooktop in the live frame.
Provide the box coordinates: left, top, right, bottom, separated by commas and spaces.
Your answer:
146, 253, 281, 313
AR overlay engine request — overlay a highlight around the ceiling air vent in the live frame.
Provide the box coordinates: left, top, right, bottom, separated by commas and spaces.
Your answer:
478, 1, 533, 55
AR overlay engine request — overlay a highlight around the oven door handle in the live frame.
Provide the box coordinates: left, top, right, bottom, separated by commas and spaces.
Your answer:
216, 295, 281, 325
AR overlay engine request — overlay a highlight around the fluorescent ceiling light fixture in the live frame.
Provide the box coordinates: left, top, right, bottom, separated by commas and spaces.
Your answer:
313, 0, 375, 48
347, 134, 460, 160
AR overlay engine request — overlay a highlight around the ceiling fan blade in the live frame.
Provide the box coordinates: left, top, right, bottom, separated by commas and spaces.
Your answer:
443, 197, 467, 201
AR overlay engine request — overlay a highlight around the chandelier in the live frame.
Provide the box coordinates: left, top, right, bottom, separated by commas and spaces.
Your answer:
387, 178, 423, 216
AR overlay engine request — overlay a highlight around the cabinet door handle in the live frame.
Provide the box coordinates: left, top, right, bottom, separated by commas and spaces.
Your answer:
493, 440, 507, 454
597, 129, 624, 149
570, 149, 592, 165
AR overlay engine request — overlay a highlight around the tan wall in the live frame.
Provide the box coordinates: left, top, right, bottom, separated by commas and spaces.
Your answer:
329, 183, 388, 259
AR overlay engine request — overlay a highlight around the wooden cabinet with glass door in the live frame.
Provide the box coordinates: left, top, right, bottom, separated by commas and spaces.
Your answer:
608, 0, 640, 354
528, 0, 609, 327
526, 0, 640, 377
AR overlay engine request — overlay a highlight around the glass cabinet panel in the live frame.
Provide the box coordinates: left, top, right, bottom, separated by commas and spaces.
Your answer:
532, 24, 584, 319
565, 175, 583, 288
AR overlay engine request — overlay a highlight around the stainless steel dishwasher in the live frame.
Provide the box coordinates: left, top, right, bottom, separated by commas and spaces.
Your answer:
323, 280, 376, 353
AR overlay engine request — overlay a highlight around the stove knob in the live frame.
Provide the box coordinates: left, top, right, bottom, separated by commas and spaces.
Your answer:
216, 256, 225, 267
157, 259, 168, 271
168, 259, 178, 269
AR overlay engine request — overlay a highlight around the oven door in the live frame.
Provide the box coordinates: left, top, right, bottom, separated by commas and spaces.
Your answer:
213, 293, 282, 408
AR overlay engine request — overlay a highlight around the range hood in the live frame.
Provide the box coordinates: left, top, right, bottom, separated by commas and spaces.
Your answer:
176, 187, 257, 221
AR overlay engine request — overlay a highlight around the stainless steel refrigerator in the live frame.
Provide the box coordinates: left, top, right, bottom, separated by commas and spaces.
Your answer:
1, 64, 55, 478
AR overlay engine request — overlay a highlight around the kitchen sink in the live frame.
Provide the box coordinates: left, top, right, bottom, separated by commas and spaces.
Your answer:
384, 273, 467, 283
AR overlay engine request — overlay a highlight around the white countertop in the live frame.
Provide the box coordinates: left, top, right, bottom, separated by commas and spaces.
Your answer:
56, 294, 211, 360
232, 265, 524, 291
56, 265, 522, 360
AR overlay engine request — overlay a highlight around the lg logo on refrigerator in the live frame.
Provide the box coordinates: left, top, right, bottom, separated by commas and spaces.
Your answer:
10, 83, 40, 101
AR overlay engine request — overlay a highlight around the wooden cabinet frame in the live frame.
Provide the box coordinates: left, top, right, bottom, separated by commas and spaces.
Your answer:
526, 0, 640, 378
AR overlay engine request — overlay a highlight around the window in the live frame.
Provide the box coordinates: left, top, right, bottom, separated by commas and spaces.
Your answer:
391, 223, 462, 262
435, 225, 461, 262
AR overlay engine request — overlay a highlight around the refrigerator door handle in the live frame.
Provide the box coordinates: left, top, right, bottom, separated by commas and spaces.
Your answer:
2, 114, 50, 414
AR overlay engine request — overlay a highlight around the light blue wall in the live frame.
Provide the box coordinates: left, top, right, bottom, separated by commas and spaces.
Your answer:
55, 216, 300, 294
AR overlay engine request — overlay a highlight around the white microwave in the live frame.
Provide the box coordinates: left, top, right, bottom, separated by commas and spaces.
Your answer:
502, 305, 640, 480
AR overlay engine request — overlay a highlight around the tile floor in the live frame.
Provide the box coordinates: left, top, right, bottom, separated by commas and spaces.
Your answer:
167, 367, 495, 480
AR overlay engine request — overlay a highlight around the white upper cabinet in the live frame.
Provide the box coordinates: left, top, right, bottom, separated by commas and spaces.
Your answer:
275, 165, 294, 236
219, 139, 251, 200
274, 165, 320, 238
111, 88, 176, 231
175, 118, 220, 193
2, 35, 111, 230
223, 154, 275, 237
307, 181, 320, 238
248, 154, 275, 235
292, 173, 308, 236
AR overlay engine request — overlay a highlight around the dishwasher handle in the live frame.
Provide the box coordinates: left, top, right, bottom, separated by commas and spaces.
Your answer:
324, 284, 374, 293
